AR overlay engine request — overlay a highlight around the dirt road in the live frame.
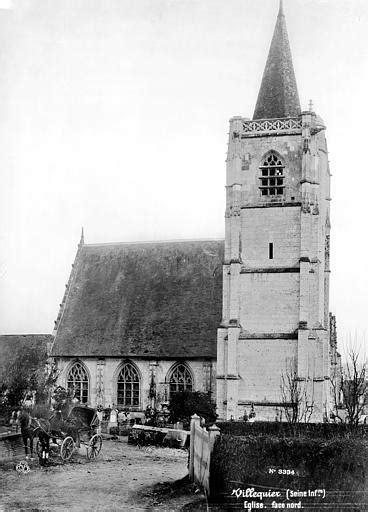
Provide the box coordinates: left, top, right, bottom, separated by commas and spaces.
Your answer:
0, 437, 206, 511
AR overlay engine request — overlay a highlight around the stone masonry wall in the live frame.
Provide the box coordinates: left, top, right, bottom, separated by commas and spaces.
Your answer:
55, 357, 216, 410
241, 207, 300, 268
240, 273, 300, 333
237, 338, 297, 404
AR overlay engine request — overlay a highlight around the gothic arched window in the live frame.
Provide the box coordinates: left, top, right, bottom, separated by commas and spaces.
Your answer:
259, 152, 285, 196
67, 362, 89, 404
168, 363, 193, 396
117, 363, 140, 408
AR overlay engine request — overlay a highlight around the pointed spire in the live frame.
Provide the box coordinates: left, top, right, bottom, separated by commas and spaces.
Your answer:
79, 227, 84, 246
253, 0, 300, 120
278, 0, 284, 17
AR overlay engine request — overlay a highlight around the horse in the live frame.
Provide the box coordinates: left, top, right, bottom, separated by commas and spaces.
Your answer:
20, 408, 81, 466
29, 416, 51, 466
18, 409, 51, 465
18, 409, 36, 459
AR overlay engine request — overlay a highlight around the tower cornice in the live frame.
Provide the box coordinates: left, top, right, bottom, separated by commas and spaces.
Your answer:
229, 111, 326, 140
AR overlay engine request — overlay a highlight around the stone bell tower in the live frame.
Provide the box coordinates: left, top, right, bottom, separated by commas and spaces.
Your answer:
216, 1, 332, 422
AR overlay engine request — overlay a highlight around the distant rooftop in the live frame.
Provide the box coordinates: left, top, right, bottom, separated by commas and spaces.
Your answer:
0, 335, 51, 380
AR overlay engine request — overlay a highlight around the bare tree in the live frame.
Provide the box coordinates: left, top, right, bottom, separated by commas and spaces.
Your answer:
329, 376, 344, 423
341, 348, 366, 426
280, 361, 315, 424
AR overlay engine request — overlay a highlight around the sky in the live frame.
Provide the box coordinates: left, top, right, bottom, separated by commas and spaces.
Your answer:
0, 0, 367, 355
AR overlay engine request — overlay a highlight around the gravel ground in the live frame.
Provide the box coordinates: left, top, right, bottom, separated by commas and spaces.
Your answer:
0, 437, 206, 511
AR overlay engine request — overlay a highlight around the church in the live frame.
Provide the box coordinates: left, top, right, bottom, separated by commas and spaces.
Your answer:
50, 1, 340, 422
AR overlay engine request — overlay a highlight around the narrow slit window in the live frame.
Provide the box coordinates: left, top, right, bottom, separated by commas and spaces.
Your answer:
269, 242, 274, 260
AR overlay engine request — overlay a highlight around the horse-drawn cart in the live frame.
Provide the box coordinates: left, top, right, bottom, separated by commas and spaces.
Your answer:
36, 405, 102, 462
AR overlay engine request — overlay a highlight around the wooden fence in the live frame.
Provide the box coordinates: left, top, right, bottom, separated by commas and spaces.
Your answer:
189, 414, 220, 496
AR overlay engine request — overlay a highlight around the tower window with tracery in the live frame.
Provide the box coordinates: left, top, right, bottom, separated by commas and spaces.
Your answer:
117, 363, 140, 408
259, 152, 285, 196
168, 363, 193, 396
67, 362, 89, 403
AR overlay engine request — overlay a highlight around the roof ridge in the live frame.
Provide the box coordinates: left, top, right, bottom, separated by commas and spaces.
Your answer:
0, 333, 51, 337
83, 238, 224, 247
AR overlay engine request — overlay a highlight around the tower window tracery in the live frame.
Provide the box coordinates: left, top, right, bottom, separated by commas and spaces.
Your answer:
67, 362, 89, 403
259, 152, 285, 196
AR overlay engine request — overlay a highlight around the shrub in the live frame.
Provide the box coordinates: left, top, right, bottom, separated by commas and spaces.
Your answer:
0, 342, 54, 407
209, 434, 368, 510
169, 391, 216, 428
31, 403, 53, 419
217, 420, 367, 439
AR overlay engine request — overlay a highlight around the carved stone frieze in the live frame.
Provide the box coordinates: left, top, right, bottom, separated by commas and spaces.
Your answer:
241, 117, 302, 136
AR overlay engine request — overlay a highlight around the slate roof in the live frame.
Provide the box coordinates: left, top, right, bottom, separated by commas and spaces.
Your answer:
253, 0, 301, 120
52, 240, 224, 359
0, 335, 51, 381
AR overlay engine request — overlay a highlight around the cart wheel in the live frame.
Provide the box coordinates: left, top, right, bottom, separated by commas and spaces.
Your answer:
60, 436, 75, 461
87, 434, 102, 459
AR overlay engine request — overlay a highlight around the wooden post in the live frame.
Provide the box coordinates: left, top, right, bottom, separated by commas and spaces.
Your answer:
189, 413, 200, 481
207, 424, 220, 498
208, 423, 220, 451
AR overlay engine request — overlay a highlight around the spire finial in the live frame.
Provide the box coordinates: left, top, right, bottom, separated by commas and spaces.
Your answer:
309, 99, 314, 112
79, 227, 84, 246
278, 0, 284, 17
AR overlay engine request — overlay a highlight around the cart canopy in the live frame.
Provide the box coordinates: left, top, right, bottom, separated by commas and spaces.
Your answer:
67, 406, 97, 428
